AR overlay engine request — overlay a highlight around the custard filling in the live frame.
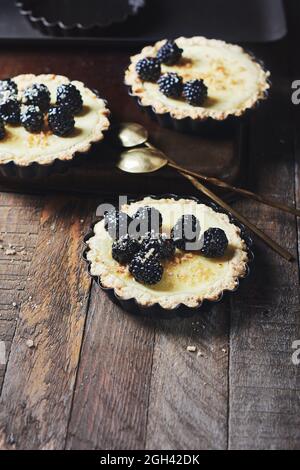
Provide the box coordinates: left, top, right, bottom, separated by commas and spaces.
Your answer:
125, 37, 270, 121
143, 44, 266, 113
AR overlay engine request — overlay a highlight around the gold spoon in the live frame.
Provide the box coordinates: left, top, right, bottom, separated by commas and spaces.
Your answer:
117, 123, 300, 217
116, 122, 295, 262
118, 122, 149, 147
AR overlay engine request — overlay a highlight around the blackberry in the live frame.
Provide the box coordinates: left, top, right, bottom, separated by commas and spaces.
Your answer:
56, 83, 83, 114
0, 120, 5, 140
135, 57, 161, 82
132, 206, 162, 235
183, 79, 208, 106
159, 237, 176, 259
104, 210, 133, 241
48, 106, 75, 136
0, 78, 18, 97
200, 228, 228, 258
158, 73, 183, 98
23, 83, 51, 112
157, 40, 183, 65
0, 97, 20, 124
112, 234, 140, 264
140, 233, 175, 260
20, 105, 44, 133
171, 214, 200, 250
129, 252, 163, 285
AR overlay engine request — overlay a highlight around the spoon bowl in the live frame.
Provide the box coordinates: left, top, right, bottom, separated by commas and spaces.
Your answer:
117, 147, 168, 174
118, 122, 149, 147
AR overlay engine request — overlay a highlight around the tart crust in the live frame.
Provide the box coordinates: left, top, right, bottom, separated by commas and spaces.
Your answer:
0, 74, 110, 166
86, 196, 250, 310
125, 36, 270, 121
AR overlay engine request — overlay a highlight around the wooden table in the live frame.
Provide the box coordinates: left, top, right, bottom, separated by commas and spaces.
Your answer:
0, 7, 300, 450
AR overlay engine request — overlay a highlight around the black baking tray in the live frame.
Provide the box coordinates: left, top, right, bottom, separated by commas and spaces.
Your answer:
0, 0, 287, 45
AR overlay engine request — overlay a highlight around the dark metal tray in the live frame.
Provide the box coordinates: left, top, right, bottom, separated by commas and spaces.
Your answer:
0, 0, 287, 45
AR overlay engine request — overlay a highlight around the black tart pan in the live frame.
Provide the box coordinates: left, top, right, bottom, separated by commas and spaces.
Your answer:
83, 194, 254, 319
16, 0, 146, 37
0, 138, 110, 179
128, 85, 270, 136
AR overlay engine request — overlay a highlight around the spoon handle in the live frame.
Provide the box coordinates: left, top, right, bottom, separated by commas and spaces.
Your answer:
179, 172, 294, 262
169, 162, 300, 217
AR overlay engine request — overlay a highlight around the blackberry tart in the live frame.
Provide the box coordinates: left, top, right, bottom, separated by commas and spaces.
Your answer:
0, 74, 110, 178
84, 196, 251, 316
125, 36, 270, 132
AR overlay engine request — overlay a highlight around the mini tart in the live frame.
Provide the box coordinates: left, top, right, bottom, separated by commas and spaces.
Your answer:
85, 196, 250, 311
125, 36, 270, 122
0, 74, 110, 167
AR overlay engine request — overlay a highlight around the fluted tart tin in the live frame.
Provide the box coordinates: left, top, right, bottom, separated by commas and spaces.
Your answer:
83, 194, 253, 319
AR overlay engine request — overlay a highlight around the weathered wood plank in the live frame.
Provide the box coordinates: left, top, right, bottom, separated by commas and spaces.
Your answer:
146, 306, 229, 450
0, 192, 43, 391
0, 195, 94, 449
228, 42, 300, 450
66, 286, 156, 450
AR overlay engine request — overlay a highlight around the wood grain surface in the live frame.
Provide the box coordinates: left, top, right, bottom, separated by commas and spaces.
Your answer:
0, 193, 43, 391
0, 0, 299, 450
228, 40, 300, 450
0, 196, 95, 449
66, 288, 156, 450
